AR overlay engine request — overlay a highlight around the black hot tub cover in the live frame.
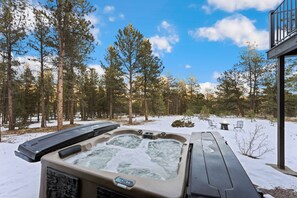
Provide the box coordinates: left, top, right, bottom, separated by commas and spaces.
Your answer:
15, 122, 120, 162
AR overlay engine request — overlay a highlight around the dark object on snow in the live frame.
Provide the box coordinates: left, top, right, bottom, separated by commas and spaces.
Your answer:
171, 119, 183, 127
14, 122, 120, 162
185, 121, 194, 127
220, 123, 229, 130
171, 119, 194, 127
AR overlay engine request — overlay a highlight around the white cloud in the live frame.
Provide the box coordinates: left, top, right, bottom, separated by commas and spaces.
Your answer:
90, 28, 101, 45
119, 14, 125, 20
89, 64, 105, 76
199, 82, 217, 95
85, 14, 101, 44
185, 64, 191, 69
189, 14, 269, 50
85, 14, 100, 25
103, 5, 115, 14
102, 5, 124, 23
15, 56, 56, 80
149, 21, 179, 56
201, 5, 212, 14
149, 35, 179, 55
205, 0, 282, 12
149, 36, 172, 54
212, 71, 221, 80
16, 56, 41, 76
13, 3, 50, 32
24, 5, 36, 31
108, 17, 115, 22
161, 21, 170, 30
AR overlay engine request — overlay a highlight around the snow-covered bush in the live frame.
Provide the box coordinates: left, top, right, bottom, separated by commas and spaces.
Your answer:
171, 118, 194, 127
235, 124, 273, 159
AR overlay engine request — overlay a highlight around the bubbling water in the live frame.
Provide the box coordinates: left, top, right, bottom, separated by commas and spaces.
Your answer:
65, 134, 183, 180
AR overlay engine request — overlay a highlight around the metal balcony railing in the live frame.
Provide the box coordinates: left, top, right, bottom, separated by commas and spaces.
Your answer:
270, 0, 297, 48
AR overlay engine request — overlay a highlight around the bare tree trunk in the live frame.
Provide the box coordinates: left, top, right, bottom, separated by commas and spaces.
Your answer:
69, 65, 75, 124
57, 48, 64, 130
40, 47, 46, 127
167, 100, 170, 115
2, 77, 7, 124
144, 98, 148, 121
70, 99, 74, 124
80, 102, 83, 121
65, 100, 69, 120
109, 90, 113, 120
248, 61, 253, 112
128, 95, 132, 124
80, 101, 86, 121
253, 76, 257, 113
56, 0, 66, 130
57, 5, 65, 130
7, 45, 14, 130
37, 101, 40, 123
128, 70, 133, 124
143, 83, 148, 121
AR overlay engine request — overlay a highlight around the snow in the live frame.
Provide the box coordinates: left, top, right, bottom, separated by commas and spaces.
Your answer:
0, 116, 297, 197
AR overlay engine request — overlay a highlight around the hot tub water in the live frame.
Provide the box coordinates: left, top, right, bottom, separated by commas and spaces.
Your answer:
65, 134, 183, 180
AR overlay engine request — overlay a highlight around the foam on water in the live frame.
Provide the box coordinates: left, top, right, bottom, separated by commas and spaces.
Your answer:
65, 134, 183, 180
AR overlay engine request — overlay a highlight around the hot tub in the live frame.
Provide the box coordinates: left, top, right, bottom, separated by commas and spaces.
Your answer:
15, 122, 262, 198
39, 129, 190, 198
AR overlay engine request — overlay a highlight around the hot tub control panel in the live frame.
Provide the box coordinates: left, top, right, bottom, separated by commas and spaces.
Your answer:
115, 177, 135, 188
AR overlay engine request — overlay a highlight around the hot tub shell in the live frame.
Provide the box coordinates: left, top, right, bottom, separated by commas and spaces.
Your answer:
15, 122, 261, 198
40, 128, 190, 198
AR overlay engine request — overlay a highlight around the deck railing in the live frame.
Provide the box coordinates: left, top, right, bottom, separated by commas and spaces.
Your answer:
270, 0, 297, 48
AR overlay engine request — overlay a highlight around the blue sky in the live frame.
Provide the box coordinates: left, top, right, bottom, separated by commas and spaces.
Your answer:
28, 0, 283, 90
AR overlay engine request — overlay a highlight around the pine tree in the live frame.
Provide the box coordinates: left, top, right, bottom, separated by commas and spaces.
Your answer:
177, 80, 188, 114
260, 61, 277, 117
236, 43, 265, 113
29, 7, 52, 127
286, 59, 297, 92
45, 0, 95, 130
78, 68, 100, 120
43, 69, 55, 121
18, 66, 37, 124
87, 68, 99, 119
216, 69, 246, 116
0, 57, 6, 127
96, 78, 107, 118
187, 75, 200, 113
285, 91, 297, 117
151, 89, 166, 117
0, 0, 27, 130
114, 24, 144, 124
101, 45, 125, 120
63, 39, 93, 124
162, 73, 177, 115
77, 68, 88, 121
63, 8, 94, 124
137, 39, 164, 120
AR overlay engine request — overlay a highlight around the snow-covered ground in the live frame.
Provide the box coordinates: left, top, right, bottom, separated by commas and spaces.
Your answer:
0, 116, 296, 197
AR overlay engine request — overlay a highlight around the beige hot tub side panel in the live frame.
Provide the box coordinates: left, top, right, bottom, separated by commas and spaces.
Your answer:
39, 130, 190, 198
